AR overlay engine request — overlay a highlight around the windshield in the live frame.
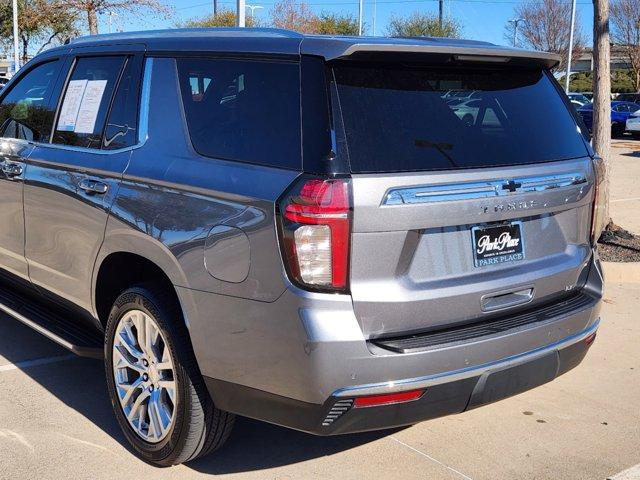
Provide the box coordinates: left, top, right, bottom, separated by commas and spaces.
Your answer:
333, 63, 589, 173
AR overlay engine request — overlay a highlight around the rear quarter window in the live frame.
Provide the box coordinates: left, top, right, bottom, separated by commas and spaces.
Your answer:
177, 58, 302, 170
333, 63, 589, 173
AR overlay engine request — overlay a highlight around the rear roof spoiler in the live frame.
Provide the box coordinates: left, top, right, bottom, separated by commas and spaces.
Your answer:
301, 39, 561, 69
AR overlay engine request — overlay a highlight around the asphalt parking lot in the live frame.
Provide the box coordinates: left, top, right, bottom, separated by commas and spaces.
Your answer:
0, 139, 639, 480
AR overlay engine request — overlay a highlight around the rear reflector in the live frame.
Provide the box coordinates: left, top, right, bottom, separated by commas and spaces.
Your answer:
353, 389, 425, 408
584, 332, 597, 346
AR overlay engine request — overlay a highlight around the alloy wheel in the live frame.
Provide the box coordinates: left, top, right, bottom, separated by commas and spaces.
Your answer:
112, 309, 177, 443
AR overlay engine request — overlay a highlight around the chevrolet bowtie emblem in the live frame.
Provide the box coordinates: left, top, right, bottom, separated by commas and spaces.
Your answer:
501, 180, 522, 193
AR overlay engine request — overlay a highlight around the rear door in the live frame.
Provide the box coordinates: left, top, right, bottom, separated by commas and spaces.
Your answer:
24, 50, 144, 313
331, 61, 594, 338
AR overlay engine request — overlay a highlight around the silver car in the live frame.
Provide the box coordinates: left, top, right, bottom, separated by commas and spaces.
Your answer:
0, 29, 605, 466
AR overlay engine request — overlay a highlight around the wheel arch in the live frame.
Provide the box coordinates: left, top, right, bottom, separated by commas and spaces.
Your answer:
93, 231, 191, 329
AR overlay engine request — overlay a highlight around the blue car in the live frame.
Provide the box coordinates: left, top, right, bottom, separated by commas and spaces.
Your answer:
577, 100, 640, 137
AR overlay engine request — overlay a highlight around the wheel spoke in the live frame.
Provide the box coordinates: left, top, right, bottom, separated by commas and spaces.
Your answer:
127, 388, 150, 422
114, 346, 145, 374
148, 393, 167, 439
117, 329, 144, 361
118, 376, 144, 407
158, 380, 176, 404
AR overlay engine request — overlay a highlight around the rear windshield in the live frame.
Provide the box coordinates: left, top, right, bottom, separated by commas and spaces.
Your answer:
332, 64, 588, 173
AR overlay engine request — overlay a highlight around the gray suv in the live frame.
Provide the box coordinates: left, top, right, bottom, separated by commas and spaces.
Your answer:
0, 28, 606, 466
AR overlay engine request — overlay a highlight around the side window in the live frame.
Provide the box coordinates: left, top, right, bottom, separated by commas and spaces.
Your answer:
0, 60, 61, 142
53, 56, 125, 149
177, 58, 302, 170
103, 57, 143, 150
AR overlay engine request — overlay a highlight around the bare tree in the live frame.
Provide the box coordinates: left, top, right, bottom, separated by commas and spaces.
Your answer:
514, 0, 584, 72
62, 0, 171, 35
269, 0, 318, 33
610, 0, 640, 91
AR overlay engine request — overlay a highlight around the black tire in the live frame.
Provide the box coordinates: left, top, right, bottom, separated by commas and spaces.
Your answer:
104, 283, 234, 466
611, 123, 624, 138
632, 132, 640, 140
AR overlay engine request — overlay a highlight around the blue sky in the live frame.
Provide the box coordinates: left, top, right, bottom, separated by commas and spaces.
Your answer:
98, 0, 595, 48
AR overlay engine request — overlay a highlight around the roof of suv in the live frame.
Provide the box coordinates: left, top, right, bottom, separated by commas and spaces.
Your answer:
63, 28, 560, 68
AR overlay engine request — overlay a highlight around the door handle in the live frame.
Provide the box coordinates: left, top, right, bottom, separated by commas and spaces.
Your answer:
2, 162, 23, 178
79, 178, 108, 195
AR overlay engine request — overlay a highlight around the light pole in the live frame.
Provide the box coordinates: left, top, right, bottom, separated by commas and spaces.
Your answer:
107, 11, 118, 34
439, 0, 443, 30
507, 18, 525, 47
372, 0, 377, 35
245, 4, 263, 19
12, 0, 18, 74
564, 0, 577, 93
358, 0, 363, 35
236, 0, 246, 27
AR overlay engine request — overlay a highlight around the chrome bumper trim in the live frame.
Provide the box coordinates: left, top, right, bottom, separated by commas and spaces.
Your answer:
333, 319, 599, 398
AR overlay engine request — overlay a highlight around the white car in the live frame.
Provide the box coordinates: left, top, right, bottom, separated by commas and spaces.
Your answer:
627, 111, 640, 138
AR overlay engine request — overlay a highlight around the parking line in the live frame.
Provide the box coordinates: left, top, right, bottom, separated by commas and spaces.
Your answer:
611, 197, 640, 203
608, 464, 640, 480
389, 436, 474, 480
0, 354, 76, 373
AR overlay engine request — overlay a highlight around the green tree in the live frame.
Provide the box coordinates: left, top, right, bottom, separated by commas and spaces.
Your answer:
560, 69, 638, 94
386, 12, 461, 38
315, 12, 358, 35
182, 8, 259, 28
0, 0, 78, 64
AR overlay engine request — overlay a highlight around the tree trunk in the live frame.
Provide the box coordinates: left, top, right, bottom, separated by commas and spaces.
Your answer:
592, 0, 611, 220
21, 36, 28, 65
87, 7, 99, 35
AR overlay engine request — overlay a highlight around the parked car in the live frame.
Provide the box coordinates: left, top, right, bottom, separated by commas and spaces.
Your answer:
616, 93, 640, 104
568, 92, 590, 106
577, 100, 640, 136
0, 29, 605, 466
581, 92, 594, 101
626, 111, 640, 138
0, 77, 8, 90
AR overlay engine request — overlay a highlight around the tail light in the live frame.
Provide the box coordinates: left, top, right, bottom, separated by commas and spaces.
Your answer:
277, 176, 352, 293
591, 156, 609, 244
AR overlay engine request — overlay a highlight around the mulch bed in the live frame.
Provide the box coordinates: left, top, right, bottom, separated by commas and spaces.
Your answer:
598, 223, 640, 262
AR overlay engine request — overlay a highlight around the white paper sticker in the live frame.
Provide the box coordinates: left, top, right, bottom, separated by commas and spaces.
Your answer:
74, 80, 107, 134
57, 79, 88, 132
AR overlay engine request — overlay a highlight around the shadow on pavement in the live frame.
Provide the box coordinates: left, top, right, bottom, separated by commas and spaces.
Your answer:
0, 313, 396, 474
188, 417, 398, 475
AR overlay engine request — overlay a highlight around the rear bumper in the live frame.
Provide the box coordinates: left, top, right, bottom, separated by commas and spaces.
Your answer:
205, 319, 597, 435
626, 117, 640, 132
192, 254, 603, 435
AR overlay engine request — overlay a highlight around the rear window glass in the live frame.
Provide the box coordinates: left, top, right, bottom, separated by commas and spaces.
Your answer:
333, 64, 589, 173
177, 58, 301, 170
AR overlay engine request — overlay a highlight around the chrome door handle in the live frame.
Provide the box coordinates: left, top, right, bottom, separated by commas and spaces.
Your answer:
2, 162, 23, 178
79, 178, 108, 195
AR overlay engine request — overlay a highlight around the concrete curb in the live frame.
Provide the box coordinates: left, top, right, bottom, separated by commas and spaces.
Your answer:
602, 261, 640, 284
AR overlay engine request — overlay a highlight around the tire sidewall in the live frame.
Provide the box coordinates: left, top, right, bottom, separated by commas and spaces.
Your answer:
104, 288, 190, 464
